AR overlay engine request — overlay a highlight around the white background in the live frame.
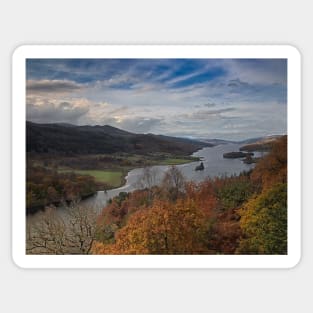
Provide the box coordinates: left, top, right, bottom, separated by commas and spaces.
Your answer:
0, 0, 310, 312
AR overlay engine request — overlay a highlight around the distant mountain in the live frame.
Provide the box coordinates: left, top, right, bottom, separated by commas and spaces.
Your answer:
199, 135, 284, 146
239, 135, 284, 152
237, 135, 282, 145
199, 138, 236, 145
237, 137, 264, 144
53, 122, 77, 128
26, 121, 210, 156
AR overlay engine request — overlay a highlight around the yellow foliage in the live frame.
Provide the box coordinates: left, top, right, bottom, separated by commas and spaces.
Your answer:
237, 183, 287, 254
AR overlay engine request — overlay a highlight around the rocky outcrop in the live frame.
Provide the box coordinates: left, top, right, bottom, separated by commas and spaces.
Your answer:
195, 162, 205, 171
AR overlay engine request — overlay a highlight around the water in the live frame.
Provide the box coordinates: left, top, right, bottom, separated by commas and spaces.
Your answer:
79, 143, 260, 212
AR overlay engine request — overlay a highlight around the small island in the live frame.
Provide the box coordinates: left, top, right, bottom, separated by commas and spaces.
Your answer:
195, 162, 205, 171
223, 151, 254, 159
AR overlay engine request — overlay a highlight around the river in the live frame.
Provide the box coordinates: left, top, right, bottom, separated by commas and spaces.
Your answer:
78, 143, 263, 213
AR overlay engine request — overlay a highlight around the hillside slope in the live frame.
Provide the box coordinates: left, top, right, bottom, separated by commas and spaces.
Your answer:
26, 121, 210, 155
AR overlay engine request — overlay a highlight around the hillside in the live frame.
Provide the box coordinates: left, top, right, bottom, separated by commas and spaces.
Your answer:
239, 135, 283, 152
26, 121, 210, 156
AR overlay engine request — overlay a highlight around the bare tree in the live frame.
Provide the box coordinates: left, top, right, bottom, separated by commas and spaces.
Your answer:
26, 202, 98, 255
135, 166, 159, 204
161, 166, 185, 201
26, 207, 67, 254
136, 166, 158, 190
66, 204, 98, 254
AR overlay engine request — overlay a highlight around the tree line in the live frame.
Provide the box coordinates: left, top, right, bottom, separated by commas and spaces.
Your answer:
26, 165, 97, 214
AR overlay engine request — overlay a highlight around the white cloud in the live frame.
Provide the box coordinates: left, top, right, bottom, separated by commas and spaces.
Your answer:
26, 59, 287, 140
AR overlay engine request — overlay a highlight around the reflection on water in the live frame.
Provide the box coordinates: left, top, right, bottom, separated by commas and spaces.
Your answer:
27, 143, 262, 223
80, 143, 259, 211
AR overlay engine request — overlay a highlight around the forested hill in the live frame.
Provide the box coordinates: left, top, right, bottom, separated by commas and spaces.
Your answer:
26, 121, 210, 155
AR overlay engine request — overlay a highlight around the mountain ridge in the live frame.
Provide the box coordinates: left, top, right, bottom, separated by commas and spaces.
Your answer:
26, 121, 210, 156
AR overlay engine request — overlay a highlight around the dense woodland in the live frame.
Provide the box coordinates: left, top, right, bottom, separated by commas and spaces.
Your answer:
92, 136, 287, 255
27, 135, 287, 255
26, 166, 98, 214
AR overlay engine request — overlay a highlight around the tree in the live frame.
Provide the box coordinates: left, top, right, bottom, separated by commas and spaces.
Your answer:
136, 166, 158, 190
135, 166, 158, 203
237, 183, 287, 254
27, 202, 98, 254
92, 199, 212, 255
26, 164, 97, 214
215, 175, 254, 211
251, 136, 287, 190
46, 186, 59, 203
27, 207, 67, 254
161, 166, 185, 201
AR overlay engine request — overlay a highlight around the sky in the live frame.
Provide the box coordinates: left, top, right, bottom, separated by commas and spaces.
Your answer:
26, 58, 287, 140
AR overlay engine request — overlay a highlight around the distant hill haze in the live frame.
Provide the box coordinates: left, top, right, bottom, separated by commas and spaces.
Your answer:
26, 121, 211, 156
239, 135, 283, 152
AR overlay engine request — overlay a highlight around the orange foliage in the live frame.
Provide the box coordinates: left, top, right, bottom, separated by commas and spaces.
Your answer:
209, 208, 242, 254
93, 199, 213, 254
97, 189, 153, 227
251, 135, 287, 190
185, 180, 217, 215
93, 136, 288, 255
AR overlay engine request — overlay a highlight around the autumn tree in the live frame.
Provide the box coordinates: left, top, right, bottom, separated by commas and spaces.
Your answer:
26, 165, 97, 214
184, 180, 217, 215
184, 178, 244, 254
96, 187, 162, 244
237, 183, 287, 254
92, 199, 212, 255
251, 135, 287, 190
214, 174, 255, 211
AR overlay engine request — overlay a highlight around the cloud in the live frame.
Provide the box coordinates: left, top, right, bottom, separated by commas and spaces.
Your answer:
222, 59, 287, 85
81, 113, 163, 134
227, 79, 249, 88
27, 99, 89, 124
169, 67, 226, 88
27, 79, 83, 94
181, 108, 236, 120
203, 102, 216, 108
25, 59, 287, 140
117, 117, 163, 133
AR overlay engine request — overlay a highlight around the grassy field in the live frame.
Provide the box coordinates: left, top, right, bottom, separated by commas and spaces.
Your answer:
157, 157, 198, 165
51, 154, 199, 190
59, 169, 124, 188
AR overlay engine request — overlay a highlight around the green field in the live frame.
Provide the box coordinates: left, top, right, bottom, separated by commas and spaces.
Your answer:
59, 169, 124, 188
157, 157, 198, 165
57, 155, 198, 189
